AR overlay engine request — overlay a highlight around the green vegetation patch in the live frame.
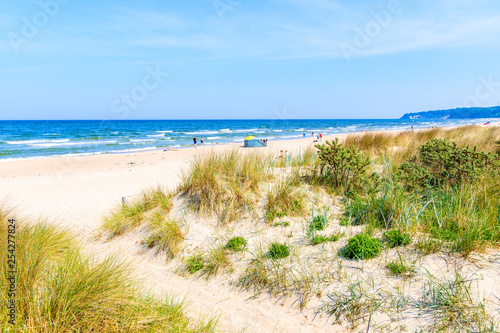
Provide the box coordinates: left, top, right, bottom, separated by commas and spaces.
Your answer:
383, 230, 412, 248
186, 254, 204, 274
309, 215, 328, 231
343, 233, 382, 260
225, 236, 247, 252
267, 243, 290, 260
310, 234, 341, 246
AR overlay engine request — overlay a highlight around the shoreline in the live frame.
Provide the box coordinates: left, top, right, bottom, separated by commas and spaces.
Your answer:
1, 120, 493, 164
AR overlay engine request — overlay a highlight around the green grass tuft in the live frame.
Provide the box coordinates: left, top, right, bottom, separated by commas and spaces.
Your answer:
265, 178, 306, 223
267, 243, 290, 260
383, 230, 412, 248
186, 254, 204, 274
144, 214, 184, 259
310, 234, 340, 246
225, 236, 247, 252
343, 233, 382, 260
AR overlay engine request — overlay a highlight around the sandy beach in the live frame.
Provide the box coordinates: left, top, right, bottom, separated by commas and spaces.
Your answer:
1, 124, 499, 332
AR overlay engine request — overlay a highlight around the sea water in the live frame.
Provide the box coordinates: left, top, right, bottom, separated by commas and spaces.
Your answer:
0, 119, 492, 161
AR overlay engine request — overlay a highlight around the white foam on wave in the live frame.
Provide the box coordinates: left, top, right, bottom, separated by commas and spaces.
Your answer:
130, 139, 156, 143
273, 130, 283, 132
30, 140, 117, 148
220, 129, 232, 133
207, 136, 222, 140
156, 130, 173, 133
7, 139, 70, 145
234, 128, 258, 133
147, 134, 165, 138
185, 131, 219, 135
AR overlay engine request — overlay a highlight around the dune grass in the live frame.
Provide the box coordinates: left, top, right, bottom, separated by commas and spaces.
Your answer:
0, 207, 217, 332
344, 125, 500, 164
264, 177, 306, 223
202, 247, 233, 277
180, 150, 273, 224
102, 186, 173, 237
144, 213, 185, 259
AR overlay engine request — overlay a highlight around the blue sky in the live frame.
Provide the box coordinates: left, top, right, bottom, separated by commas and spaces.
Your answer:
1, 0, 500, 120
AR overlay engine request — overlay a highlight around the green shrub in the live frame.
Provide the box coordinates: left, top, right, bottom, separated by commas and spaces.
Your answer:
225, 236, 247, 252
273, 221, 290, 228
399, 139, 500, 190
383, 230, 412, 248
315, 138, 370, 192
186, 254, 204, 274
267, 243, 290, 260
343, 233, 382, 260
495, 140, 500, 155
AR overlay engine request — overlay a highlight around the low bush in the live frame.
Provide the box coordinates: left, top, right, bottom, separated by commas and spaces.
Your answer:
267, 243, 290, 260
399, 139, 500, 191
315, 138, 370, 192
343, 233, 382, 260
225, 236, 247, 252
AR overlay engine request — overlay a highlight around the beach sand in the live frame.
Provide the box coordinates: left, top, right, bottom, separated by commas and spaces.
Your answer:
1, 124, 498, 332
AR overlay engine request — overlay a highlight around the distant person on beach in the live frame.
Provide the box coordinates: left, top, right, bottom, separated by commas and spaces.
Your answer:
193, 137, 197, 148
279, 150, 284, 158
201, 137, 204, 145
411, 126, 414, 132
303, 133, 305, 138
311, 131, 314, 137
319, 133, 323, 141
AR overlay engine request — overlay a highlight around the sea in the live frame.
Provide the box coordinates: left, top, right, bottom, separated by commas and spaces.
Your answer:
0, 119, 493, 161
